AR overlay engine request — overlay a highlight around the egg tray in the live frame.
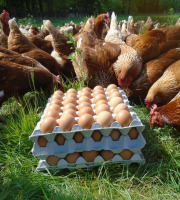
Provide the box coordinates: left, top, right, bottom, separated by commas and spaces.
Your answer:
30, 86, 146, 141
29, 110, 145, 143
32, 132, 146, 159
36, 151, 146, 171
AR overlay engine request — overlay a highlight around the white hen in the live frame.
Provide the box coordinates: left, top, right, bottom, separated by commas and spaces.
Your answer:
105, 12, 125, 44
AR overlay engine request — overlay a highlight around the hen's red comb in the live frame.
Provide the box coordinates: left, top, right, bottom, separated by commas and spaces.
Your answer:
3, 10, 9, 16
118, 76, 123, 86
145, 98, 151, 109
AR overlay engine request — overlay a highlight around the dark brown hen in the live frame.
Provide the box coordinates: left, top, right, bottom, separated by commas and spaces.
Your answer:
0, 60, 63, 106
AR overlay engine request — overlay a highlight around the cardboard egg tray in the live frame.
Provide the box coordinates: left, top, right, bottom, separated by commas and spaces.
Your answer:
30, 86, 146, 170
36, 151, 145, 171
32, 132, 146, 159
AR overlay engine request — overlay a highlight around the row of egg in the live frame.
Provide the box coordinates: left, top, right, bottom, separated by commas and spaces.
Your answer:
37, 128, 139, 147
41, 84, 133, 133
46, 149, 134, 166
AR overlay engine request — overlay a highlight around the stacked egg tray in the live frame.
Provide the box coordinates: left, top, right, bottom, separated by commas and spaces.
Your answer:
29, 85, 146, 171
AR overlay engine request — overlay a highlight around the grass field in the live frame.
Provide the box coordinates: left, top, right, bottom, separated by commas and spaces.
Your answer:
1, 13, 180, 199
0, 77, 180, 200
17, 13, 180, 27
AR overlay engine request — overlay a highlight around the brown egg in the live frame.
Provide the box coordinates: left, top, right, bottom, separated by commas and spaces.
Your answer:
54, 90, 64, 96
63, 109, 77, 117
101, 150, 115, 161
128, 128, 139, 139
64, 97, 77, 106
119, 149, 133, 160
110, 129, 121, 141
65, 152, 80, 163
93, 85, 104, 91
108, 88, 119, 96
45, 109, 60, 119
66, 92, 77, 100
50, 99, 63, 107
113, 103, 129, 114
96, 111, 113, 128
48, 104, 61, 113
79, 91, 92, 98
78, 96, 92, 104
59, 114, 76, 131
63, 103, 77, 111
110, 91, 123, 100
73, 132, 84, 143
106, 84, 118, 92
93, 89, 105, 98
93, 94, 107, 104
81, 87, 92, 93
78, 102, 92, 111
55, 134, 66, 145
41, 117, 57, 133
46, 155, 60, 166
110, 97, 124, 108
95, 104, 111, 115
116, 110, 132, 127
79, 107, 94, 117
82, 150, 99, 162
91, 130, 103, 141
66, 88, 77, 94
37, 136, 48, 147
95, 100, 108, 107
51, 94, 63, 101
78, 114, 95, 129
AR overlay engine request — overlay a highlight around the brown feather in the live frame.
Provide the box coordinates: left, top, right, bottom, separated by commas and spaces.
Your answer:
127, 48, 180, 99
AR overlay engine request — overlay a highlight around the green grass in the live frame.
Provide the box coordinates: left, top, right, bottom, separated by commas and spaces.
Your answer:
0, 78, 180, 200
17, 13, 180, 28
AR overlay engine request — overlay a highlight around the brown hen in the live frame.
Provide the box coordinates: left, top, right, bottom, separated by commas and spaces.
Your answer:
127, 48, 180, 100
161, 25, 180, 40
132, 30, 166, 63
0, 59, 63, 106
43, 20, 75, 77
73, 41, 121, 88
105, 12, 142, 88
8, 19, 62, 75
93, 13, 110, 39
0, 10, 10, 36
145, 59, 180, 108
149, 92, 180, 129
24, 33, 53, 54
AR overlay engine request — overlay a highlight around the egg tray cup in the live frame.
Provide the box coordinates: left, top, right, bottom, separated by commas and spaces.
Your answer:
36, 151, 146, 171
32, 132, 146, 159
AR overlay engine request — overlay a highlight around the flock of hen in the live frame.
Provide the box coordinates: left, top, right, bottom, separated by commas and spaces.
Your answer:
0, 10, 179, 129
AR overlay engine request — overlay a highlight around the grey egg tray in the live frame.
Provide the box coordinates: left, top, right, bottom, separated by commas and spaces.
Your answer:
32, 132, 146, 159
29, 111, 145, 143
31, 87, 146, 170
36, 151, 146, 171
